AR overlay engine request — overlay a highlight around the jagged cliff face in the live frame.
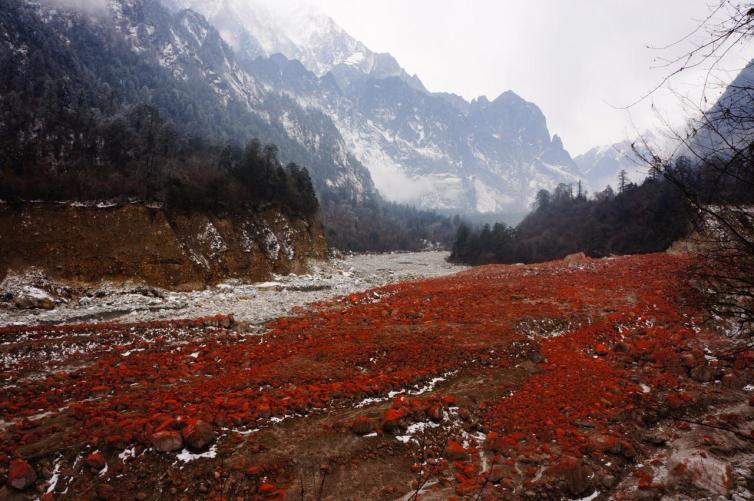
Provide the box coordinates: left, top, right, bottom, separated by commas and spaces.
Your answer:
158, 0, 583, 214
0, 203, 327, 288
249, 55, 581, 213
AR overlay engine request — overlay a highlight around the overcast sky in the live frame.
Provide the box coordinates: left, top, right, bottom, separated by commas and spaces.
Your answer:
305, 0, 753, 155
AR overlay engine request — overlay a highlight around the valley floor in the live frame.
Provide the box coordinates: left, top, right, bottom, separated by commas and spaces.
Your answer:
0, 251, 466, 327
0, 253, 753, 500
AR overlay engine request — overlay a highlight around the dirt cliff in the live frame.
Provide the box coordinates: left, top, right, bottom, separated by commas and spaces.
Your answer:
0, 202, 327, 288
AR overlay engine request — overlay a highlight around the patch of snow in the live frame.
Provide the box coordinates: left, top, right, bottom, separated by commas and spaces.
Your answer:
175, 443, 218, 463
45, 455, 63, 494
574, 491, 600, 501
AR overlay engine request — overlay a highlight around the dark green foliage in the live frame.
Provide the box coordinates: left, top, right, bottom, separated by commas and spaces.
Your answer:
450, 175, 692, 265
0, 101, 318, 216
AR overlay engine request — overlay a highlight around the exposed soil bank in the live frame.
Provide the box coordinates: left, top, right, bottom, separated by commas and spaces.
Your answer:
0, 202, 327, 289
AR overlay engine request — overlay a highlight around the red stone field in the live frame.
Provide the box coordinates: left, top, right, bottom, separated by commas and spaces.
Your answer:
1, 253, 752, 500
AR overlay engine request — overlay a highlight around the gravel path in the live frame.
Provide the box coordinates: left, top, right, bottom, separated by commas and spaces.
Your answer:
0, 251, 467, 326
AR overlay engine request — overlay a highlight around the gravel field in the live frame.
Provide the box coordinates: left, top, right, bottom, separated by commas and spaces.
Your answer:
0, 251, 467, 326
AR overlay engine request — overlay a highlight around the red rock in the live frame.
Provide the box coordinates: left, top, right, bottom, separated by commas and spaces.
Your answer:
382, 408, 405, 432
7, 459, 37, 490
457, 407, 470, 421
680, 352, 696, 368
86, 451, 107, 471
427, 404, 443, 423
258, 482, 275, 493
151, 430, 183, 452
488, 464, 508, 484
350, 416, 374, 435
96, 483, 114, 499
721, 372, 741, 389
549, 456, 590, 496
445, 440, 468, 460
690, 364, 716, 383
182, 421, 215, 450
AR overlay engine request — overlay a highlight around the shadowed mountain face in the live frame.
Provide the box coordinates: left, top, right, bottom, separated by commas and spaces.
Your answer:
158, 0, 584, 214
0, 0, 374, 201
247, 52, 582, 214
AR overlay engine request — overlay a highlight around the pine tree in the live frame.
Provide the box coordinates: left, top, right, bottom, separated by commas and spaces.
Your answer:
618, 169, 628, 193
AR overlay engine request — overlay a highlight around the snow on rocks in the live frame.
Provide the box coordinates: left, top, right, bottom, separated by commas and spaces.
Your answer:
0, 251, 466, 326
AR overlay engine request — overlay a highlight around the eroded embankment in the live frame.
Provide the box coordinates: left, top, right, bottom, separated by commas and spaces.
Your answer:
0, 202, 327, 289
0, 253, 752, 500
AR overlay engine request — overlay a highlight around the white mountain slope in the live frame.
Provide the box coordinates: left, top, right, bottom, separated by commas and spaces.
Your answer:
574, 132, 664, 192
250, 55, 584, 213
163, 0, 424, 89
161, 0, 585, 214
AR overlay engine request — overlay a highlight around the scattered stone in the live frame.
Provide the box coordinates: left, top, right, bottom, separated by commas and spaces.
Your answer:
182, 421, 215, 450
151, 431, 183, 452
7, 459, 37, 490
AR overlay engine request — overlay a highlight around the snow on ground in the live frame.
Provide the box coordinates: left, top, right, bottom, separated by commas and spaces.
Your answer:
0, 251, 467, 327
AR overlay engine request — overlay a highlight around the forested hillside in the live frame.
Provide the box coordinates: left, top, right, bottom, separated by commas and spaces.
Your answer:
0, 0, 456, 250
450, 173, 691, 265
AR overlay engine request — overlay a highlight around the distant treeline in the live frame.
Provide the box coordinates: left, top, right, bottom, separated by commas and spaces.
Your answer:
450, 171, 692, 265
0, 103, 318, 216
321, 194, 460, 252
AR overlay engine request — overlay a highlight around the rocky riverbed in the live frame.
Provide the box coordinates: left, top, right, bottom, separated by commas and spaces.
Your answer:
0, 251, 467, 327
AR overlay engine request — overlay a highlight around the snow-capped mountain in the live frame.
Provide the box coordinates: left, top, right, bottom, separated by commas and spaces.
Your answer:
6, 0, 374, 200
574, 137, 653, 192
249, 53, 582, 213
157, 0, 583, 214
162, 0, 425, 91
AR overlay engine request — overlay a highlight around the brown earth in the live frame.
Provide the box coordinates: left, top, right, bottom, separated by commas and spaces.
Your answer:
0, 202, 327, 289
